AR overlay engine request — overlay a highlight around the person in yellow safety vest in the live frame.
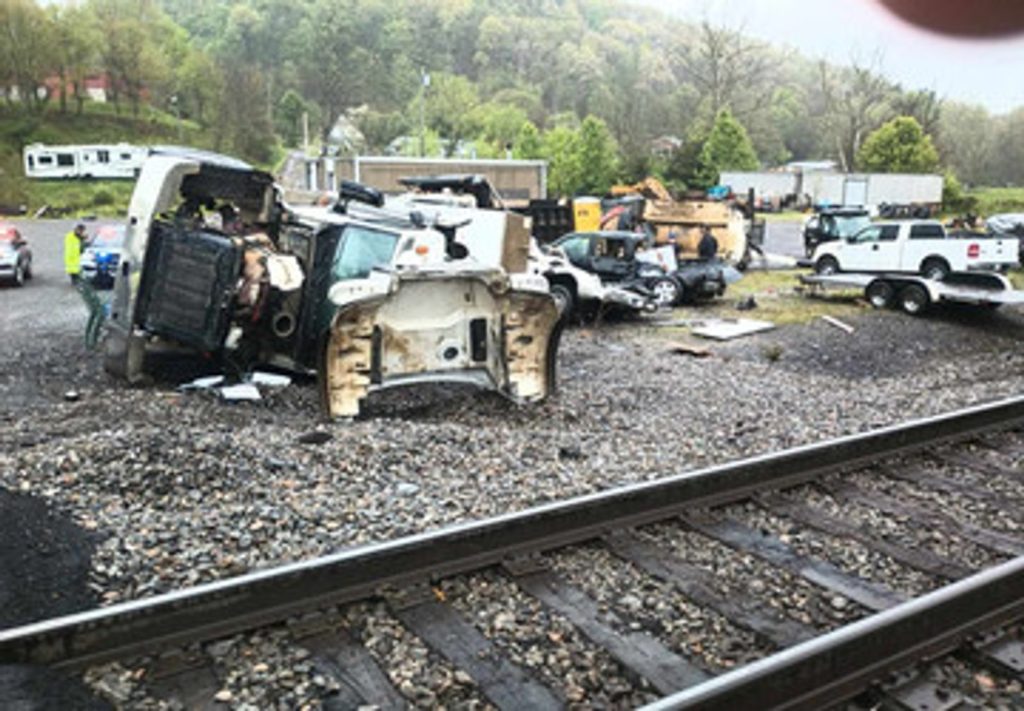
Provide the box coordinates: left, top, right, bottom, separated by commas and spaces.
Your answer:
64, 223, 88, 285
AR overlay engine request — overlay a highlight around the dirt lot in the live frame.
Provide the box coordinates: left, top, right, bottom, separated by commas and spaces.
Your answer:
4, 217, 1024, 634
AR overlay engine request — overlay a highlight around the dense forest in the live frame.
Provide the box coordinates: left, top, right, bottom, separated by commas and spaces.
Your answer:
3, 0, 1024, 196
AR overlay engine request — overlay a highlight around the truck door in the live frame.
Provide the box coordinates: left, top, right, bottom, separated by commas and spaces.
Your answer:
843, 178, 868, 207
842, 225, 900, 271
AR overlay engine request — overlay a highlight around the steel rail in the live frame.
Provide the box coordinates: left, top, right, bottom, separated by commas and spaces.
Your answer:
643, 554, 1024, 711
2, 395, 1023, 670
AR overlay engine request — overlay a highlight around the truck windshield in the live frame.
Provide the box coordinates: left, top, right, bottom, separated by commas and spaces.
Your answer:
831, 215, 872, 238
331, 225, 400, 281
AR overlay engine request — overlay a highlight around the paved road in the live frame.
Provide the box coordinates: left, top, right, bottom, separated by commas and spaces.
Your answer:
763, 220, 803, 258
0, 219, 92, 335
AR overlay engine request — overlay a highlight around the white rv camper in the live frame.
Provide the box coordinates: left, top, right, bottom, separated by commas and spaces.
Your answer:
23, 143, 148, 180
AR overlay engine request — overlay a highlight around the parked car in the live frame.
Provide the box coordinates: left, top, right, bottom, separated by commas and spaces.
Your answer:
812, 220, 1020, 279
552, 230, 727, 306
0, 223, 32, 286
80, 224, 126, 289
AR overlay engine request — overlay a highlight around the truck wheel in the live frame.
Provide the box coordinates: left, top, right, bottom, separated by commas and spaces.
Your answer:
865, 280, 894, 308
13, 264, 24, 287
814, 256, 840, 275
921, 257, 950, 281
548, 282, 575, 321
898, 284, 930, 315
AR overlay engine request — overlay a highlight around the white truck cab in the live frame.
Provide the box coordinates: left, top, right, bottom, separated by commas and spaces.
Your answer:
812, 220, 1019, 280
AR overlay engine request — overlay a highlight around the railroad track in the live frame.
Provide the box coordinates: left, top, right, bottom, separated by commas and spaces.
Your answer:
4, 397, 1024, 709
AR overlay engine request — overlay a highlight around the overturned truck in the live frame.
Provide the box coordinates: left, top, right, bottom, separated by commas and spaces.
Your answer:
104, 150, 561, 417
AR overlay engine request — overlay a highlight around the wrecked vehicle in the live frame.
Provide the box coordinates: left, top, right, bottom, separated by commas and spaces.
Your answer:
388, 173, 652, 321
528, 239, 652, 321
802, 206, 872, 257
104, 150, 561, 418
552, 231, 727, 307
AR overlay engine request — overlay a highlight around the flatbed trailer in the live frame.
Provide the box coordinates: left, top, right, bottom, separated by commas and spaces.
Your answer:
800, 271, 1024, 315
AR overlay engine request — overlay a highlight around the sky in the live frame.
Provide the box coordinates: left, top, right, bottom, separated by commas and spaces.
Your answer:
634, 0, 1024, 114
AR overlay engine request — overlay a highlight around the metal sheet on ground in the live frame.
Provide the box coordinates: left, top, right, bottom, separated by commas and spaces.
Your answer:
690, 318, 775, 341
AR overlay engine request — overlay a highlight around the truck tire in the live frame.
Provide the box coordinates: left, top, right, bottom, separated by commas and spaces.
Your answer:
548, 282, 575, 321
814, 256, 840, 275
898, 284, 930, 315
920, 257, 950, 281
865, 279, 894, 308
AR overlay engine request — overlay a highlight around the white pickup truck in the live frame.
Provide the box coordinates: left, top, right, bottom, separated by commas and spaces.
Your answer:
812, 220, 1019, 280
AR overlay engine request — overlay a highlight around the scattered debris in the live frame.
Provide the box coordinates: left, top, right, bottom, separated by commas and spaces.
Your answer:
179, 375, 225, 391
762, 344, 784, 363
63, 390, 81, 402
557, 444, 587, 461
820, 315, 855, 334
690, 318, 775, 341
250, 371, 291, 388
735, 296, 758, 311
667, 341, 712, 358
297, 431, 333, 445
219, 383, 261, 402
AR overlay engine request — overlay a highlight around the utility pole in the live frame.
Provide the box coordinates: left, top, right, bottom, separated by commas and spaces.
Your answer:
419, 68, 430, 157
302, 111, 309, 155
170, 95, 182, 143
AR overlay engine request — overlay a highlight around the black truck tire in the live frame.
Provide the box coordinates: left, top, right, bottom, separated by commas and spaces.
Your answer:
814, 255, 840, 275
898, 283, 930, 315
865, 279, 894, 309
920, 257, 950, 281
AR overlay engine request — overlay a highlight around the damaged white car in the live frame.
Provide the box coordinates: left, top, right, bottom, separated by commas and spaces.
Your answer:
104, 150, 561, 417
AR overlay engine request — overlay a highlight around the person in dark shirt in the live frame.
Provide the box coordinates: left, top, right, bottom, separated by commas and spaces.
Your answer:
698, 227, 718, 260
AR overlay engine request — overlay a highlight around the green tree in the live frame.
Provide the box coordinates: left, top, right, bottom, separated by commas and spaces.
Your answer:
49, 5, 100, 115
575, 115, 619, 194
358, 110, 410, 153
696, 109, 759, 188
513, 121, 543, 160
856, 116, 939, 173
414, 72, 479, 156
543, 125, 583, 197
0, 0, 52, 112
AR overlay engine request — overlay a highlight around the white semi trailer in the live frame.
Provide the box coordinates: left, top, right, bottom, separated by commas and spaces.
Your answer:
720, 170, 943, 216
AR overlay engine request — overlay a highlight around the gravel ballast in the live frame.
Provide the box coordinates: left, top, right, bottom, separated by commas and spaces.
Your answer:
6, 234, 1024, 706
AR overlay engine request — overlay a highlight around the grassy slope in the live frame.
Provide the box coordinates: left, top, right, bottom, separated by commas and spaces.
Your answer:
0, 102, 215, 216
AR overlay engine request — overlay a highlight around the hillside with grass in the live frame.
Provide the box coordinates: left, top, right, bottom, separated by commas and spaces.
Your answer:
0, 103, 216, 217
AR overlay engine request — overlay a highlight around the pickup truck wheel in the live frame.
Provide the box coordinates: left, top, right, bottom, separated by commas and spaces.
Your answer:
898, 284, 930, 315
814, 256, 840, 275
548, 283, 575, 321
865, 280, 894, 308
921, 257, 950, 281
650, 277, 681, 307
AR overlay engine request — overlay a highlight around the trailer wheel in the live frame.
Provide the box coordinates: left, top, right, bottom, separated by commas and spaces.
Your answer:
865, 280, 894, 309
898, 284, 930, 315
814, 256, 840, 275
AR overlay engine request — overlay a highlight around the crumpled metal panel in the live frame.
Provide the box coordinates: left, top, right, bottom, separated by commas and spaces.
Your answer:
321, 274, 559, 418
